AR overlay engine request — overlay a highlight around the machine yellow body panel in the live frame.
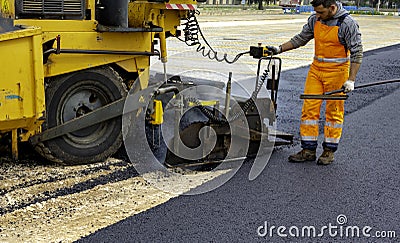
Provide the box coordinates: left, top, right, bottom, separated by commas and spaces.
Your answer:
13, 20, 154, 78
12, 3, 184, 79
0, 0, 197, 161
150, 100, 164, 125
0, 27, 45, 137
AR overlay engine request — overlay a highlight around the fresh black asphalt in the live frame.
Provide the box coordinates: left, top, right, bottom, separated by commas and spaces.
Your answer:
78, 45, 400, 242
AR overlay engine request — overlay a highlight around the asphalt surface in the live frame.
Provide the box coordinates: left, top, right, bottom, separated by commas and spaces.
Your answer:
78, 45, 400, 242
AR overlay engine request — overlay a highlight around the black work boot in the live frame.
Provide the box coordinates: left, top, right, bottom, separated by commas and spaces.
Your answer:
317, 148, 335, 165
288, 149, 316, 162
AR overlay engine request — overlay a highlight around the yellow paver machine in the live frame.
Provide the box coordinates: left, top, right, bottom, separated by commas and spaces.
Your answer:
0, 0, 293, 166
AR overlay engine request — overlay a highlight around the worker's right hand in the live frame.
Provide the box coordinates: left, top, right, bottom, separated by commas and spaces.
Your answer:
267, 46, 281, 55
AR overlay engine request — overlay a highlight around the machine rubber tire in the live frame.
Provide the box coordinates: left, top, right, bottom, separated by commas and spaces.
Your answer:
34, 66, 127, 165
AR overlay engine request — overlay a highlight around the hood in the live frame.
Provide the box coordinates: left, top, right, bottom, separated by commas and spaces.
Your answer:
333, 2, 349, 18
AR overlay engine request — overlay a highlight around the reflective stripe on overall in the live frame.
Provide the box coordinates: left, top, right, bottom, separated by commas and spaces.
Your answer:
300, 16, 349, 151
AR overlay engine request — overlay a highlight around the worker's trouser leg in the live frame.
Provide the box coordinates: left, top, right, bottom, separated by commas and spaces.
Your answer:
300, 64, 347, 152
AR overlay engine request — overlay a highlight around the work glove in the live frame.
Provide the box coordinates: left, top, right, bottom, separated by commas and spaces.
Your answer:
343, 80, 355, 93
267, 46, 281, 55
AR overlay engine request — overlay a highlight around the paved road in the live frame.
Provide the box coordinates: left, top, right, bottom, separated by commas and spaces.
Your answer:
79, 45, 400, 242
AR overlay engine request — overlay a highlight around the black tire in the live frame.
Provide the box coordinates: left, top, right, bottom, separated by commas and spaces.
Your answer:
34, 66, 127, 165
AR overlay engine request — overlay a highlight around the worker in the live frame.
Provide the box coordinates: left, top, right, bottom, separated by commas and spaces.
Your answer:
268, 0, 363, 165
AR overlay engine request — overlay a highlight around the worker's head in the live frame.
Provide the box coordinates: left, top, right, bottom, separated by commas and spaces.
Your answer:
311, 0, 338, 21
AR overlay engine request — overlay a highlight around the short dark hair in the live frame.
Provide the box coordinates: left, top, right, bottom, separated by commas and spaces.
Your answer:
310, 0, 337, 8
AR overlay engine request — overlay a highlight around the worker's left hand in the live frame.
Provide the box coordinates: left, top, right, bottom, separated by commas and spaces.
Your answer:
343, 80, 355, 93
267, 46, 281, 55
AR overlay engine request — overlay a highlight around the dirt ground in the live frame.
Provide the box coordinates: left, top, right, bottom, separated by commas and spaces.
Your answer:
0, 152, 231, 242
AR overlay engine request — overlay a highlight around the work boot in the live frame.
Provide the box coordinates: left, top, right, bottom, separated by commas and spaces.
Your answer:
317, 148, 335, 165
288, 149, 316, 162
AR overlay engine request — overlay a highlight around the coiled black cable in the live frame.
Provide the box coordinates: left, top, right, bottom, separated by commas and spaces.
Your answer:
183, 58, 272, 124
227, 58, 272, 122
177, 10, 249, 64
176, 10, 274, 123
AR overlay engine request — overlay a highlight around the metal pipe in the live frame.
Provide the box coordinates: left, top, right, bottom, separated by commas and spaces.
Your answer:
224, 72, 232, 119
354, 78, 400, 89
158, 10, 168, 83
300, 94, 348, 100
155, 86, 179, 95
11, 129, 18, 161
56, 35, 60, 54
173, 95, 184, 155
270, 63, 276, 107
301, 78, 400, 100
46, 49, 160, 56
324, 79, 400, 95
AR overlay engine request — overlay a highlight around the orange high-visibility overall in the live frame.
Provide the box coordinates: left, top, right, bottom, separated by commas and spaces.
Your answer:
300, 17, 350, 151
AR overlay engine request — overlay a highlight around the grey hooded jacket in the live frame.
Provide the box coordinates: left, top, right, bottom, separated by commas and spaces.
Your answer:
290, 2, 363, 63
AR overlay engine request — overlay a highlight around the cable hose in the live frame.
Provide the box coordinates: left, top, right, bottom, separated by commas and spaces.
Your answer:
176, 10, 276, 123
177, 10, 249, 64
183, 59, 273, 124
